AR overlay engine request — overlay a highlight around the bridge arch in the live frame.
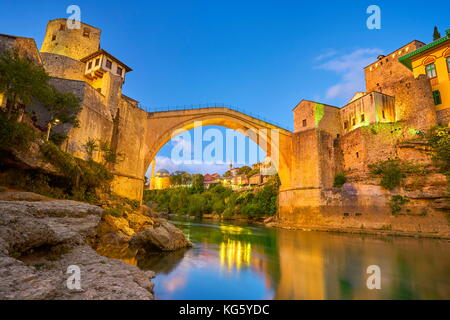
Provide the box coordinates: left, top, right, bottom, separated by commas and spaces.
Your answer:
143, 107, 292, 188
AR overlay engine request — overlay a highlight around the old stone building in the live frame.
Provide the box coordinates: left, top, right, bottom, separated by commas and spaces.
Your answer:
280, 32, 449, 224
1, 19, 147, 200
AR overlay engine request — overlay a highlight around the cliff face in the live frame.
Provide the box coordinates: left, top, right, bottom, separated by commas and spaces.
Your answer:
278, 124, 450, 238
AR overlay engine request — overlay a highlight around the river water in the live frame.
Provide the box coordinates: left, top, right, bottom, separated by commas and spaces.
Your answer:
101, 217, 450, 300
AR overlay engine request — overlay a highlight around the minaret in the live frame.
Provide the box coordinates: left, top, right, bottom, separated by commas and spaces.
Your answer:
150, 159, 156, 189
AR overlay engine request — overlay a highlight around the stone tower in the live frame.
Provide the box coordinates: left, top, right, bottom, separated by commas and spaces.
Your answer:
40, 18, 101, 61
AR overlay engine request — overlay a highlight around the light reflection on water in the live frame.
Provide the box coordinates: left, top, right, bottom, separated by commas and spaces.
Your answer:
97, 217, 450, 300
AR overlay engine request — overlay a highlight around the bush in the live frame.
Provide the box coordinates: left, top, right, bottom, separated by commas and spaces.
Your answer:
0, 113, 37, 151
104, 207, 124, 217
39, 141, 113, 203
49, 132, 68, 147
369, 160, 405, 190
333, 172, 347, 188
187, 194, 208, 217
427, 126, 450, 174
389, 195, 410, 215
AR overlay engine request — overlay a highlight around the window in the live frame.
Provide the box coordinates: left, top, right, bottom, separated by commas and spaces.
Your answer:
361, 114, 365, 122
344, 121, 348, 129
356, 152, 359, 158
447, 57, 450, 72
352, 118, 356, 126
302, 119, 307, 127
51, 35, 56, 41
105, 59, 112, 69
59, 23, 65, 31
425, 63, 437, 78
433, 90, 442, 105
117, 66, 123, 76
83, 28, 90, 38
95, 58, 100, 66
87, 61, 92, 70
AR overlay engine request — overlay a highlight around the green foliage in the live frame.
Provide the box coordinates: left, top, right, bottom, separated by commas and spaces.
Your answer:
41, 85, 81, 140
83, 138, 98, 161
433, 26, 441, 41
368, 159, 422, 190
0, 113, 37, 151
389, 195, 410, 215
40, 141, 113, 202
427, 126, 450, 174
187, 194, 208, 217
191, 174, 204, 193
104, 207, 124, 217
369, 160, 405, 190
49, 132, 68, 147
99, 140, 124, 165
0, 50, 50, 118
143, 174, 281, 219
247, 168, 260, 178
238, 166, 252, 175
170, 171, 192, 186
333, 172, 347, 188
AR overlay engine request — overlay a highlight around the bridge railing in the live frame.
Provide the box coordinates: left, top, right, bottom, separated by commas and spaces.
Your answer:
140, 103, 293, 131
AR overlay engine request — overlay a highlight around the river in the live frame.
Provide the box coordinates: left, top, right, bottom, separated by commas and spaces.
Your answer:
101, 217, 450, 300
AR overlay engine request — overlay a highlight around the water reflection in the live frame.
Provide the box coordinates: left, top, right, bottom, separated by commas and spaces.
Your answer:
96, 217, 450, 300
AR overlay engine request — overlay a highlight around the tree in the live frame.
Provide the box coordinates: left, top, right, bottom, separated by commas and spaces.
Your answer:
191, 174, 204, 193
238, 166, 252, 175
0, 50, 50, 121
42, 86, 81, 141
433, 26, 441, 41
247, 168, 260, 178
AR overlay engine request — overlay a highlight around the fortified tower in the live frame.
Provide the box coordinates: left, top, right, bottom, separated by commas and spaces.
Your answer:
40, 18, 101, 60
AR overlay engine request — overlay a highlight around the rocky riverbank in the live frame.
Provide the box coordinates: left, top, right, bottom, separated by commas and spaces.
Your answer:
0, 190, 192, 300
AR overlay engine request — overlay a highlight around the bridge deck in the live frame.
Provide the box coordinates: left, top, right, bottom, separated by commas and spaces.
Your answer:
140, 104, 293, 132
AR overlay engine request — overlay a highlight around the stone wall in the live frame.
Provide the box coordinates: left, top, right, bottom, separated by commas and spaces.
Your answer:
364, 40, 425, 94
41, 52, 85, 81
40, 19, 101, 61
0, 34, 42, 65
109, 97, 149, 200
436, 108, 450, 125
363, 40, 436, 131
55, 79, 114, 163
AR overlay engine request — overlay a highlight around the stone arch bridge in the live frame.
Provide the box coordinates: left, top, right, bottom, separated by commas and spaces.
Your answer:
108, 105, 293, 201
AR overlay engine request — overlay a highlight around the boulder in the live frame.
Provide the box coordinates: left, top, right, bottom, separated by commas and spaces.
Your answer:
0, 246, 154, 300
130, 218, 193, 251
0, 199, 155, 300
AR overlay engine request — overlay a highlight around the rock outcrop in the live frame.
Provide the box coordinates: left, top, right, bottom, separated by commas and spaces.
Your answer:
0, 199, 155, 300
130, 218, 193, 252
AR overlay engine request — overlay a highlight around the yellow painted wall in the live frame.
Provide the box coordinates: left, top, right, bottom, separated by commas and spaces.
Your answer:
411, 44, 450, 111
0, 93, 5, 108
150, 176, 171, 190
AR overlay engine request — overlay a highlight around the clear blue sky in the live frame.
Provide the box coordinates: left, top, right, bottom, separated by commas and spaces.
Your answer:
1, 0, 449, 174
